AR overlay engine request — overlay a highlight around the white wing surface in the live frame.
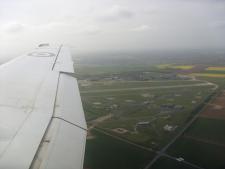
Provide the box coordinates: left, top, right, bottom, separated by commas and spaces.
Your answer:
0, 44, 87, 169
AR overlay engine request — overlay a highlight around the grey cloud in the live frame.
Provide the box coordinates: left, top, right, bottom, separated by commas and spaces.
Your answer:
98, 5, 134, 22
210, 20, 225, 28
131, 25, 151, 32
0, 0, 225, 58
3, 22, 25, 33
83, 25, 102, 35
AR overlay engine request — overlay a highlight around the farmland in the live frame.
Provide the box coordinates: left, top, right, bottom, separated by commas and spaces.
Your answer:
206, 66, 225, 71
161, 65, 225, 169
77, 56, 225, 169
84, 129, 155, 169
165, 94, 225, 169
150, 156, 196, 169
199, 91, 225, 120
185, 118, 225, 144
156, 64, 194, 70
83, 85, 214, 149
167, 134, 225, 169
191, 73, 225, 78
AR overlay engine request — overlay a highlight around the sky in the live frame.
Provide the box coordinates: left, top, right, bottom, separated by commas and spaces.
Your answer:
0, 0, 225, 58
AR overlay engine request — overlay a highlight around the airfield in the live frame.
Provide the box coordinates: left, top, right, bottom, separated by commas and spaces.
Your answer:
78, 60, 225, 169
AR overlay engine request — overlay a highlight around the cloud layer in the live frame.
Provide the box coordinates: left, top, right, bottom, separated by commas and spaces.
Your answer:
0, 0, 225, 58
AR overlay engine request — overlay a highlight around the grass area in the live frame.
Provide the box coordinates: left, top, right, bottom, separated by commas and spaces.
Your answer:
81, 84, 214, 149
84, 129, 155, 169
191, 73, 225, 78
185, 117, 225, 144
79, 80, 203, 91
75, 64, 159, 76
81, 85, 213, 121
150, 157, 196, 169
167, 137, 225, 169
197, 76, 225, 89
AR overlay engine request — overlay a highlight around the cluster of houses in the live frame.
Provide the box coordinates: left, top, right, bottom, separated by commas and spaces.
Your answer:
134, 121, 177, 133
160, 103, 184, 113
163, 124, 178, 132
79, 71, 191, 82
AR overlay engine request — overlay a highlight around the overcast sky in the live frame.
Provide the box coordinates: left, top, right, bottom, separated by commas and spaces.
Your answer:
0, 0, 225, 58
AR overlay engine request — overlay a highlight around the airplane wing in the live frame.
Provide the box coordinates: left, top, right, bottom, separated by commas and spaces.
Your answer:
0, 44, 87, 169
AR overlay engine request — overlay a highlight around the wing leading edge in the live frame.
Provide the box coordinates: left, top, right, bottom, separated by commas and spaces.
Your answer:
0, 45, 87, 169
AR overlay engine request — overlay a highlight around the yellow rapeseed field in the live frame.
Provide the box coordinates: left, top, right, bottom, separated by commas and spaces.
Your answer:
206, 67, 225, 71
172, 65, 194, 70
157, 64, 194, 70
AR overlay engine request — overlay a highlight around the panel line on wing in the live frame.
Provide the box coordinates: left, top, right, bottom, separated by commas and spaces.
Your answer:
52, 116, 87, 131
51, 45, 63, 71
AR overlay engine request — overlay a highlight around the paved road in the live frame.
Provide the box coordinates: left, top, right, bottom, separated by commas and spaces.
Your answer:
162, 153, 205, 169
81, 83, 214, 93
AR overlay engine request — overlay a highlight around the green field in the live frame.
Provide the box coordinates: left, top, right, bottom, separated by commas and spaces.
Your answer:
167, 137, 225, 169
198, 76, 225, 89
165, 117, 225, 169
191, 73, 225, 78
204, 70, 225, 74
150, 157, 196, 169
84, 129, 155, 169
75, 64, 160, 76
185, 117, 225, 144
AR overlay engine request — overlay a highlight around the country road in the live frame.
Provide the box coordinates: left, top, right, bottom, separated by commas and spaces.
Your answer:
162, 153, 205, 169
143, 90, 219, 169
